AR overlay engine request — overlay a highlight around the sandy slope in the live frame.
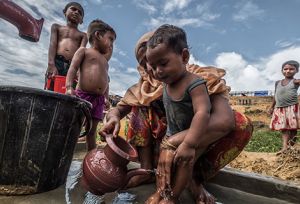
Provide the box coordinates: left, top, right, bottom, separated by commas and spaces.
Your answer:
228, 144, 300, 186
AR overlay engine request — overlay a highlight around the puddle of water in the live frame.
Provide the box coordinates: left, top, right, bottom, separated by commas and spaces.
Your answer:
112, 192, 137, 204
83, 191, 105, 204
65, 160, 83, 204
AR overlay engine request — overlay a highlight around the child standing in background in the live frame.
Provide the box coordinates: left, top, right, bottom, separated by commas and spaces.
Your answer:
45, 2, 87, 90
66, 19, 116, 151
269, 60, 300, 154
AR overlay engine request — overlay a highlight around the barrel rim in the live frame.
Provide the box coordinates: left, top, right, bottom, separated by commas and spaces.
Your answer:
0, 85, 92, 108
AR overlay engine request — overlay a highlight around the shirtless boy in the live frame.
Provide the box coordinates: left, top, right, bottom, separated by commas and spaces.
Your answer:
66, 19, 116, 151
46, 2, 87, 89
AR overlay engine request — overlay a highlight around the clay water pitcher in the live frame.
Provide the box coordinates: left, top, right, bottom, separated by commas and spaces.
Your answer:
81, 134, 150, 195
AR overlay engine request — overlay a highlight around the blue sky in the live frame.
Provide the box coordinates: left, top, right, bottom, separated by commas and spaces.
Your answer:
1, 0, 300, 95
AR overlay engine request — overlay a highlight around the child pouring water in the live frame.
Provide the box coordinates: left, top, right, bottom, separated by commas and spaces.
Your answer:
144, 24, 252, 204
269, 60, 300, 154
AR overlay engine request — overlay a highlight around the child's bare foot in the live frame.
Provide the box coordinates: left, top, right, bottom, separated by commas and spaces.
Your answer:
189, 180, 215, 204
78, 136, 86, 142
126, 174, 155, 188
159, 198, 178, 204
145, 191, 162, 204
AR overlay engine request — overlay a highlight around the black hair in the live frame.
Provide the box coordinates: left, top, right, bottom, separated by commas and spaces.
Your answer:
147, 24, 188, 54
87, 19, 116, 44
63, 2, 84, 17
282, 60, 299, 71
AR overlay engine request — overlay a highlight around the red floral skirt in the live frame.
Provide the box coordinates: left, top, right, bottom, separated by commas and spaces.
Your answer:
269, 104, 300, 131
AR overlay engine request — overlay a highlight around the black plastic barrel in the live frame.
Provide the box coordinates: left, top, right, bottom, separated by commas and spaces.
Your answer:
0, 86, 91, 195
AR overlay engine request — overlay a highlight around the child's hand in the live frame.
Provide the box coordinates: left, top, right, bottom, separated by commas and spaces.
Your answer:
268, 107, 274, 115
65, 86, 75, 96
99, 115, 120, 137
47, 64, 58, 78
174, 142, 196, 167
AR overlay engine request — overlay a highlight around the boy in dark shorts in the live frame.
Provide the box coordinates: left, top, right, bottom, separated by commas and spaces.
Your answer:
45, 2, 87, 90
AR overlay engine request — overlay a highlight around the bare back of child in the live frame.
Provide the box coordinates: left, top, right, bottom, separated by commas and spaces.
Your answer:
46, 2, 87, 79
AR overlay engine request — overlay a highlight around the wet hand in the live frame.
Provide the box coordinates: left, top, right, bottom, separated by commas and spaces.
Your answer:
99, 116, 120, 138
157, 149, 175, 192
174, 142, 196, 167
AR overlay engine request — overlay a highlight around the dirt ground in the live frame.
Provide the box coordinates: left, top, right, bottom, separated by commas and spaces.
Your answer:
228, 143, 300, 186
229, 103, 300, 186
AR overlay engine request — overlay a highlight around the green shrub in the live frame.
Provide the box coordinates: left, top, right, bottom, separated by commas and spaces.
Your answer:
245, 128, 282, 152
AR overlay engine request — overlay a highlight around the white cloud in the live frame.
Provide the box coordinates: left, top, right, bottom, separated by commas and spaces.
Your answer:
126, 67, 138, 73
215, 52, 247, 74
188, 54, 206, 66
214, 52, 266, 91
133, 0, 157, 15
109, 71, 139, 96
109, 67, 116, 73
88, 0, 105, 5
262, 46, 300, 82
275, 40, 294, 48
146, 17, 206, 29
214, 47, 300, 92
163, 0, 192, 14
136, 0, 219, 30
275, 39, 300, 49
195, 3, 220, 21
114, 45, 127, 57
233, 1, 264, 22
204, 43, 217, 53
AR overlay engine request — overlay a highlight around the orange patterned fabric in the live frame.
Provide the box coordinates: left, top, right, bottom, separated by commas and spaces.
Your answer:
193, 111, 253, 183
119, 105, 166, 147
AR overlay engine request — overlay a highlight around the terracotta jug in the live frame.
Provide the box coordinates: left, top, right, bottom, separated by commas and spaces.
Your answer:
81, 134, 151, 195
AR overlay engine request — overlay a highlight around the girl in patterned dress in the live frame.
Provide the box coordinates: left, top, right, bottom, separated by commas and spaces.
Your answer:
269, 60, 300, 154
